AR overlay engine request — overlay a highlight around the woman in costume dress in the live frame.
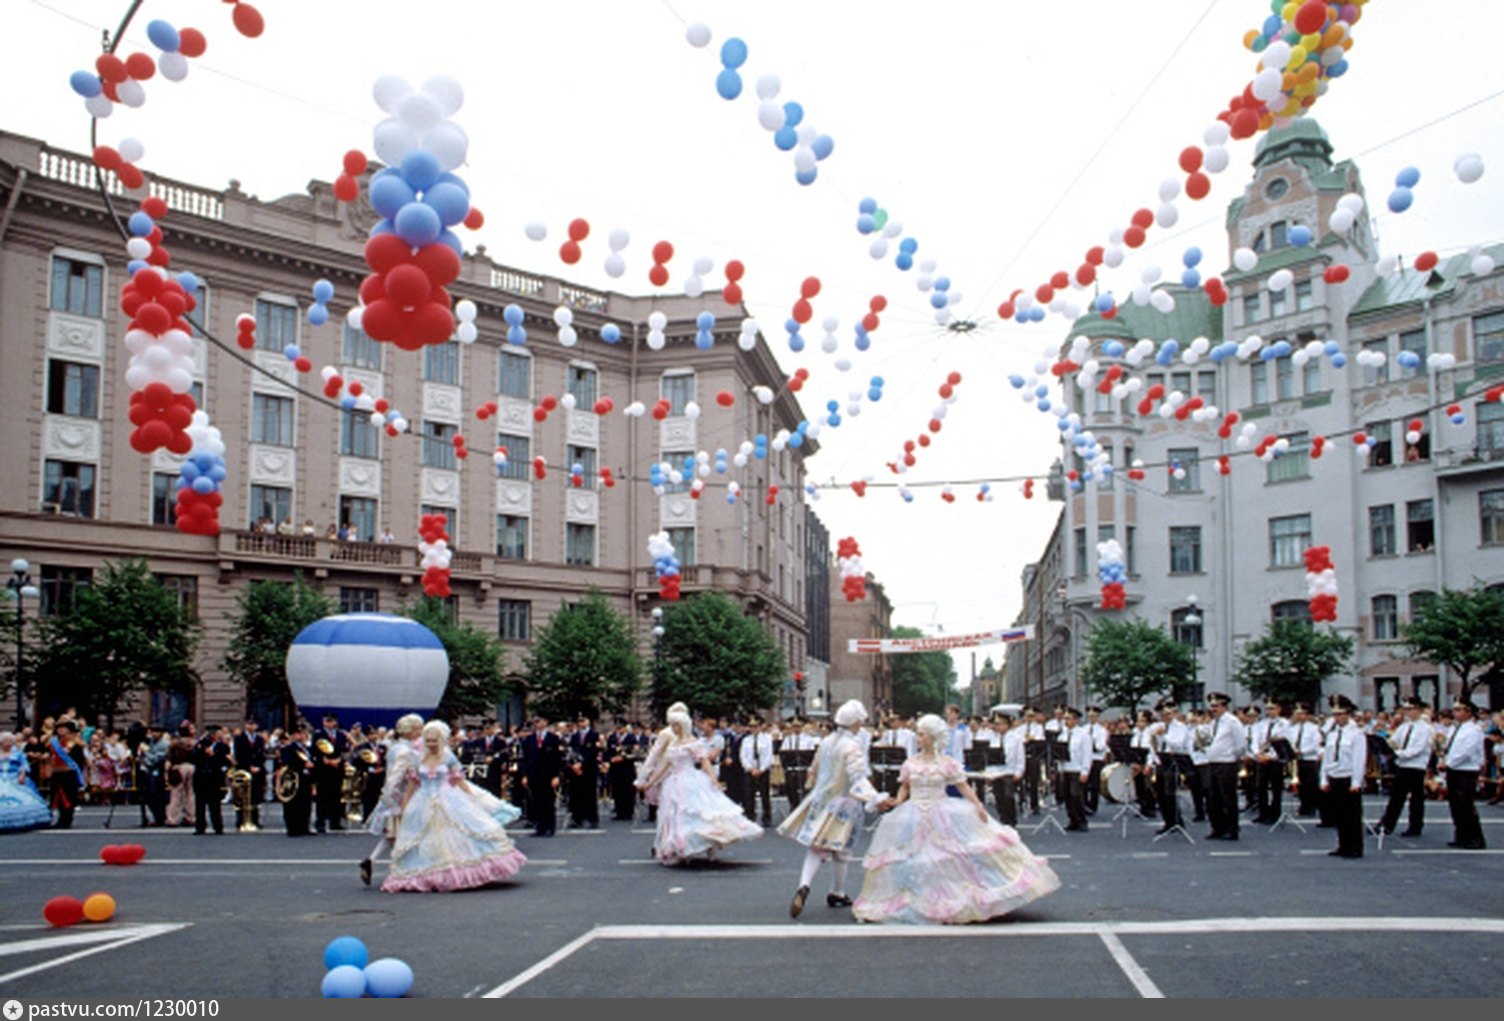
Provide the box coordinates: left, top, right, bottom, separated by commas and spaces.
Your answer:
382, 721, 526, 893
635, 706, 762, 865
0, 732, 53, 832
853, 713, 1060, 924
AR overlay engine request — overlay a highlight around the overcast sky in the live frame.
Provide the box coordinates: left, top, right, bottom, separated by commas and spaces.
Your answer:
8, 1, 1503, 685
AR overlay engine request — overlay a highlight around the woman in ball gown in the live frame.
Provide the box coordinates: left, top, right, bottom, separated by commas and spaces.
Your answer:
635, 706, 762, 865
853, 713, 1060, 924
382, 721, 525, 893
0, 731, 53, 832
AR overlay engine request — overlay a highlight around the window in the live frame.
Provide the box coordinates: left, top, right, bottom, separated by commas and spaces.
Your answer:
340, 410, 379, 459
1269, 221, 1288, 249
1073, 527, 1087, 578
339, 587, 379, 614
498, 350, 530, 400
339, 496, 378, 542
1371, 595, 1399, 641
1167, 447, 1200, 492
1361, 338, 1390, 384
495, 432, 530, 480
1271, 599, 1312, 625
421, 420, 458, 469
1169, 526, 1202, 574
1171, 371, 1191, 397
251, 394, 295, 446
1366, 420, 1393, 467
666, 527, 696, 566
1484, 490, 1504, 544
1264, 177, 1289, 200
495, 514, 529, 560
660, 449, 694, 494
420, 504, 456, 541
1475, 310, 1504, 363
1250, 362, 1269, 406
38, 565, 92, 617
1269, 287, 1288, 319
1369, 505, 1396, 557
1275, 357, 1295, 401
1406, 499, 1434, 553
1171, 606, 1203, 648
1295, 279, 1314, 311
1399, 329, 1426, 378
42, 460, 95, 517
424, 341, 459, 385
156, 574, 199, 621
1409, 590, 1437, 621
1242, 293, 1261, 324
254, 299, 297, 354
1097, 445, 1114, 489
151, 472, 178, 526
1269, 513, 1312, 567
1302, 356, 1322, 395
1479, 401, 1504, 456
49, 255, 103, 317
46, 360, 99, 418
248, 484, 291, 530
565, 523, 596, 566
1125, 525, 1137, 576
1267, 431, 1310, 483
567, 365, 597, 407
498, 599, 531, 642
182, 281, 208, 331
1197, 371, 1217, 402
342, 321, 382, 371
662, 373, 695, 415
567, 445, 597, 490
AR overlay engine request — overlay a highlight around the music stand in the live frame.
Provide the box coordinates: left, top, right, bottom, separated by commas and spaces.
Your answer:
1109, 747, 1149, 834
1153, 754, 1195, 845
1265, 738, 1307, 834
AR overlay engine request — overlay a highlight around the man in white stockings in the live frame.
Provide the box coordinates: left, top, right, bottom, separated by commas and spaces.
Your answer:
359, 713, 424, 886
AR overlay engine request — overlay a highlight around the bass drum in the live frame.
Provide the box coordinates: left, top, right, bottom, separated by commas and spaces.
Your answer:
1099, 762, 1133, 804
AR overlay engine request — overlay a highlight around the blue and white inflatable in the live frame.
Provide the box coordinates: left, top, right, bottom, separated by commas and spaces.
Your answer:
285, 614, 449, 729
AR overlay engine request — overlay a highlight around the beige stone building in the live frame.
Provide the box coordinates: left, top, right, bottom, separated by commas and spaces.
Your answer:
0, 130, 819, 729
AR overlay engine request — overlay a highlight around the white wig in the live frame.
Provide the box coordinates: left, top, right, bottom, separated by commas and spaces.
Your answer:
421, 720, 451, 744
915, 713, 948, 749
666, 708, 693, 735
395, 713, 425, 738
834, 699, 868, 727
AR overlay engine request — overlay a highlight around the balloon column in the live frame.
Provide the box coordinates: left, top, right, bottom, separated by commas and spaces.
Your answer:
418, 513, 452, 598
1304, 545, 1338, 622
122, 263, 199, 454
836, 537, 865, 602
1097, 539, 1127, 610
647, 531, 682, 601
173, 411, 228, 536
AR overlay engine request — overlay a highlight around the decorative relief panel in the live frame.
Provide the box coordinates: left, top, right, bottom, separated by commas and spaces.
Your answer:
567, 410, 599, 446
421, 467, 460, 504
496, 397, 532, 432
42, 415, 100, 461
495, 479, 532, 515
422, 383, 462, 423
251, 351, 296, 393
660, 493, 697, 527
565, 489, 599, 524
189, 337, 207, 376
47, 312, 106, 362
151, 447, 186, 473
339, 457, 381, 498
660, 417, 695, 448
249, 445, 296, 485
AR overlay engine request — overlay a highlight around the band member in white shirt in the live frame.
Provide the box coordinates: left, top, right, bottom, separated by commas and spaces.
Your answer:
1285, 702, 1324, 818
1440, 698, 1487, 850
1320, 694, 1368, 858
1151, 699, 1191, 834
1252, 700, 1291, 825
1083, 706, 1110, 815
1061, 707, 1093, 832
1203, 692, 1248, 840
1020, 708, 1048, 815
1378, 696, 1434, 837
992, 714, 1026, 827
740, 716, 777, 827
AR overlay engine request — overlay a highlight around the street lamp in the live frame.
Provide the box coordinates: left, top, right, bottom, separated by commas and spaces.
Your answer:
7, 559, 40, 729
1182, 594, 1203, 708
650, 606, 665, 655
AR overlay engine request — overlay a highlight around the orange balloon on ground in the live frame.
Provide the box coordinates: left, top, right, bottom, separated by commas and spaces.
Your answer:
83, 893, 117, 923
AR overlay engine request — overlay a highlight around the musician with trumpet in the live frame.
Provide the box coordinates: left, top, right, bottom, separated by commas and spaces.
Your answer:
1201, 692, 1248, 840
312, 713, 349, 834
351, 727, 386, 823
191, 723, 232, 836
1150, 699, 1191, 835
1251, 700, 1291, 825
277, 723, 315, 837
1376, 696, 1433, 837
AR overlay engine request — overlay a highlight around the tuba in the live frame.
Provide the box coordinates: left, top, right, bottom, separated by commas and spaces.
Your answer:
273, 765, 300, 803
342, 763, 366, 822
226, 769, 258, 831
316, 737, 335, 757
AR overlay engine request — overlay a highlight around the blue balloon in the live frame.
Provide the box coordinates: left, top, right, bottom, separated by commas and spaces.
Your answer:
826, 400, 839, 412
1288, 224, 1313, 247
867, 388, 882, 401
437, 229, 463, 256
1259, 346, 1277, 362
755, 434, 767, 446
399, 150, 442, 193
284, 345, 300, 360
146, 19, 180, 51
854, 331, 871, 352
127, 259, 148, 275
858, 197, 877, 214
340, 396, 357, 410
307, 305, 329, 326
1028, 307, 1046, 322
1183, 246, 1203, 268
826, 414, 841, 427
811, 135, 834, 161
715, 68, 743, 101
394, 202, 442, 247
929, 292, 948, 310
175, 271, 200, 294
507, 325, 527, 346
695, 330, 714, 351
1034, 384, 1050, 398
1103, 341, 1125, 357
856, 213, 876, 234
180, 461, 200, 481
322, 966, 366, 999
433, 171, 470, 197
191, 476, 214, 495
1037, 398, 1052, 411
1094, 294, 1115, 312
720, 37, 748, 69
933, 276, 951, 292
324, 937, 369, 971
312, 279, 334, 303
773, 126, 798, 151
696, 312, 716, 330
208, 465, 227, 483
895, 253, 913, 271
369, 174, 416, 220
870, 376, 885, 387
788, 432, 804, 448
1009, 375, 1026, 389
362, 959, 413, 999
782, 101, 804, 127
899, 237, 919, 254
422, 182, 470, 228
128, 211, 153, 237
1396, 350, 1419, 368
1327, 59, 1348, 78
1323, 340, 1341, 355
788, 333, 805, 352
369, 219, 393, 237
794, 167, 817, 186
1387, 187, 1413, 214
69, 71, 102, 98
1272, 340, 1292, 357
1181, 268, 1202, 289
503, 304, 525, 327
1329, 352, 1347, 368
1263, 13, 1282, 35
601, 323, 621, 344
1395, 166, 1421, 188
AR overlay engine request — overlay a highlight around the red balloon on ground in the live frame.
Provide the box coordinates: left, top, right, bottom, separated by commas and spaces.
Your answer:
44, 897, 85, 927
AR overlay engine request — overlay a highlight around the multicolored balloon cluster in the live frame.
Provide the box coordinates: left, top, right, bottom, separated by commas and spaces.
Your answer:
1228, 1, 1363, 139
648, 531, 682, 601
1097, 539, 1127, 610
837, 537, 866, 603
174, 412, 227, 536
1304, 545, 1338, 622
418, 513, 452, 599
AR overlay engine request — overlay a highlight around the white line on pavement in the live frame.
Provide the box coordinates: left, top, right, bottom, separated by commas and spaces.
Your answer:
0, 858, 570, 867
481, 930, 599, 998
1098, 931, 1163, 998
0, 923, 189, 988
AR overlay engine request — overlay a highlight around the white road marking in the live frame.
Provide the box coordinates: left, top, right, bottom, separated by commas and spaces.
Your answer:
1391, 849, 1504, 856
0, 858, 569, 868
481, 930, 598, 998
1207, 851, 1253, 857
1098, 931, 1163, 998
0, 923, 189, 987
1131, 853, 1169, 859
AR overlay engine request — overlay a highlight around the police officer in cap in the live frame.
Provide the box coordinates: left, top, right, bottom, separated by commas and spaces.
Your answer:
279, 722, 315, 837
1441, 697, 1487, 849
1378, 695, 1433, 837
605, 720, 639, 821
231, 719, 267, 830
1320, 694, 1367, 858
1203, 692, 1248, 840
192, 723, 232, 835
311, 712, 349, 833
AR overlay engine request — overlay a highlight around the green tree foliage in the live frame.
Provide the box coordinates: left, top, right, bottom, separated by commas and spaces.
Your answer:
1402, 585, 1504, 698
402, 597, 510, 720
222, 575, 332, 715
648, 591, 784, 720
0, 605, 38, 710
33, 560, 199, 725
889, 625, 956, 716
1080, 617, 1194, 712
522, 589, 641, 720
1233, 620, 1354, 706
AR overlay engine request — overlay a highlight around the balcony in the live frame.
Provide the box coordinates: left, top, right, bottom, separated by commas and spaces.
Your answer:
222, 530, 488, 576
1434, 445, 1504, 479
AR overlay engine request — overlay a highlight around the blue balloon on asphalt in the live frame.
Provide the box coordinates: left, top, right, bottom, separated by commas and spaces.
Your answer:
321, 966, 366, 999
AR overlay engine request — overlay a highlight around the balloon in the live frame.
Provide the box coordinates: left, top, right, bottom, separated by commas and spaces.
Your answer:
1395, 166, 1420, 189
322, 966, 366, 999
685, 23, 711, 47
422, 182, 469, 227
1455, 153, 1485, 185
1233, 247, 1257, 272
716, 69, 743, 100
231, 3, 264, 37
324, 936, 370, 970
364, 958, 414, 998
82, 893, 116, 923
1387, 187, 1413, 214
44, 896, 85, 927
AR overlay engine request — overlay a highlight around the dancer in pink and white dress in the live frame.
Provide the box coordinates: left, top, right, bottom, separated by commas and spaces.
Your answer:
853, 713, 1060, 924
635, 706, 761, 865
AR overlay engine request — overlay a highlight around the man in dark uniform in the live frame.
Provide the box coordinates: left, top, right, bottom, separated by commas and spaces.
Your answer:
312, 713, 349, 833
351, 726, 385, 822
605, 721, 639, 821
721, 717, 750, 817
568, 715, 602, 829
48, 720, 86, 829
742, 716, 776, 827
231, 719, 267, 830
279, 724, 314, 837
192, 723, 232, 835
138, 723, 169, 826
479, 721, 505, 797
520, 716, 562, 836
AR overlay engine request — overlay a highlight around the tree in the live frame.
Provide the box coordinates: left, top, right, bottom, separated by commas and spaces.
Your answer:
1233, 620, 1354, 706
1080, 618, 1194, 712
889, 625, 955, 716
522, 589, 641, 720
402, 596, 511, 720
222, 575, 332, 721
32, 560, 199, 725
1402, 585, 1504, 698
649, 590, 785, 719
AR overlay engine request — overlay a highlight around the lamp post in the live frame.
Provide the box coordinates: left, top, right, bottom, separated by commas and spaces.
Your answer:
7, 559, 40, 729
650, 606, 665, 663
1182, 595, 1203, 708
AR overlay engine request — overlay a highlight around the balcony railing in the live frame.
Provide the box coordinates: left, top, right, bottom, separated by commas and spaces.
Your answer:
225, 530, 486, 574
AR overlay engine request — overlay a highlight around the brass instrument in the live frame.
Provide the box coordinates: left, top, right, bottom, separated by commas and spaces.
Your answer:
273, 765, 300, 803
341, 763, 366, 823
226, 768, 259, 831
316, 737, 335, 756
1192, 723, 1213, 752
358, 747, 379, 765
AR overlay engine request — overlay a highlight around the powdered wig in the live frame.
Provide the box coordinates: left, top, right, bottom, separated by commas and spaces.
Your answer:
833, 699, 868, 727
666, 708, 693, 736
395, 713, 425, 738
421, 720, 451, 745
915, 713, 948, 750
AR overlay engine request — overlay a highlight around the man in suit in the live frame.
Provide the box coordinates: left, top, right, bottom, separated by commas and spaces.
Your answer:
311, 713, 349, 834
992, 714, 1024, 827
741, 716, 776, 826
192, 723, 232, 835
520, 715, 562, 837
606, 722, 639, 821
1378, 696, 1433, 837
231, 719, 267, 830
279, 724, 315, 837
720, 718, 750, 818
1083, 706, 1109, 815
567, 714, 602, 829
1440, 698, 1487, 850
1287, 702, 1324, 818
480, 721, 506, 797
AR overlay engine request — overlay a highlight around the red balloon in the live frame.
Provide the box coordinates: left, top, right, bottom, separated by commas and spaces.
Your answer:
651, 404, 669, 421
861, 312, 879, 331
359, 273, 386, 305
870, 295, 887, 312
342, 149, 368, 177
95, 54, 129, 84
120, 165, 145, 191
125, 52, 156, 80
157, 290, 186, 318
792, 298, 812, 324
567, 218, 590, 242
135, 302, 171, 335
946, 371, 962, 386
177, 27, 207, 57
1035, 284, 1054, 304
141, 196, 168, 219
652, 240, 674, 264
333, 174, 358, 203
413, 243, 461, 286
293, 356, 312, 373
1123, 225, 1146, 249
1229, 107, 1261, 140
365, 234, 411, 274
1294, 0, 1327, 34
1050, 271, 1070, 291
917, 434, 931, 448
360, 299, 402, 341
410, 301, 455, 346
1130, 208, 1154, 230
648, 264, 669, 287
232, 2, 265, 38
928, 419, 942, 434
93, 146, 122, 171
559, 240, 582, 265
997, 302, 1015, 319
800, 276, 821, 299
725, 259, 745, 281
44, 897, 85, 927
1178, 146, 1203, 174
1085, 245, 1104, 266
383, 264, 432, 307
1324, 264, 1350, 284
715, 390, 734, 407
1414, 251, 1438, 273
463, 207, 484, 230
938, 384, 954, 399
723, 282, 743, 305
1075, 264, 1096, 286
1185, 172, 1211, 200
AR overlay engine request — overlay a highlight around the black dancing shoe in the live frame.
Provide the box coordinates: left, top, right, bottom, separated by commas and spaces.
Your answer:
790, 885, 810, 918
827, 893, 853, 908
360, 858, 373, 886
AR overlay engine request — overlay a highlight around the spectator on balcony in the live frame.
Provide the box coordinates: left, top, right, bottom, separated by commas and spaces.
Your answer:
339, 521, 354, 542
276, 517, 293, 537
259, 517, 277, 536
302, 519, 317, 537
325, 523, 339, 541
379, 526, 396, 544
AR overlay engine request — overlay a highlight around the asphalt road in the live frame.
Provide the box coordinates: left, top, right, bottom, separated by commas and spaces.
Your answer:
1, 795, 1501, 999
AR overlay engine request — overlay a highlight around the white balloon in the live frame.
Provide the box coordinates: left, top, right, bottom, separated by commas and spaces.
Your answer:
1252, 66, 1283, 102
692, 256, 714, 275
1455, 152, 1485, 185
84, 93, 113, 119
1377, 254, 1399, 277
1203, 122, 1230, 146
1328, 208, 1355, 234
420, 121, 469, 172
116, 80, 145, 108
603, 252, 625, 278
1337, 192, 1365, 214
166, 367, 193, 393
553, 306, 574, 328
1131, 285, 1151, 306
396, 91, 442, 131
820, 333, 838, 354
738, 332, 757, 352
1103, 245, 1125, 269
1233, 247, 1257, 272
868, 238, 889, 259
793, 147, 817, 173
646, 331, 666, 351
372, 118, 419, 166
684, 401, 701, 420
346, 306, 364, 331
124, 365, 150, 389
560, 393, 577, 411
648, 311, 668, 331
1472, 254, 1496, 276
882, 220, 902, 239
455, 299, 477, 322
158, 52, 188, 82
373, 74, 413, 114
1203, 145, 1230, 174
557, 326, 578, 347
1151, 290, 1176, 313
163, 329, 192, 355
1158, 178, 1181, 203
1141, 265, 1163, 285
624, 401, 645, 417
608, 228, 630, 251
142, 344, 173, 370
524, 222, 548, 241
421, 75, 464, 116
755, 73, 780, 99
1261, 41, 1291, 73
757, 100, 785, 131
456, 322, 477, 344
126, 237, 151, 260
685, 23, 711, 47
796, 124, 817, 146
1156, 202, 1179, 228
124, 329, 151, 354
118, 137, 145, 163
1268, 269, 1293, 292
684, 275, 704, 298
